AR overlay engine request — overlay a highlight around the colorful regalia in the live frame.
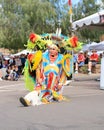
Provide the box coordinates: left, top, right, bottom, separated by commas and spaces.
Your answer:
19, 32, 82, 106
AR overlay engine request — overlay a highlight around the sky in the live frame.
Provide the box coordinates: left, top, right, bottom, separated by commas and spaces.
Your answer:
72, 0, 103, 5
72, 0, 80, 5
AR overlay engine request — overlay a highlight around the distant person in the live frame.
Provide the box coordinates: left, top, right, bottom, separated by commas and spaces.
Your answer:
75, 51, 85, 74
73, 53, 78, 65
20, 54, 26, 72
0, 56, 3, 69
0, 69, 3, 81
88, 50, 99, 74
84, 51, 90, 64
98, 53, 103, 64
15, 56, 22, 74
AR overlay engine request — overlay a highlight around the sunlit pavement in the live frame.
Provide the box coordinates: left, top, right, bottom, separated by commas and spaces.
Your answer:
0, 73, 104, 130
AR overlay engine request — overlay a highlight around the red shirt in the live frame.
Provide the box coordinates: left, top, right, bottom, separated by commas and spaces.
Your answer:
90, 53, 98, 62
77, 54, 85, 62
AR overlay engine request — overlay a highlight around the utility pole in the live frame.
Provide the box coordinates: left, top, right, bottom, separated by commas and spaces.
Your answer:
68, 0, 75, 81
56, 19, 61, 37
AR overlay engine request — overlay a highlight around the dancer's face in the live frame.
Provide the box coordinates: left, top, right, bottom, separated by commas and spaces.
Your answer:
49, 47, 58, 57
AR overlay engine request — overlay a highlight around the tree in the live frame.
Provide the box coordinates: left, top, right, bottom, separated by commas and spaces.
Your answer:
73, 0, 100, 20
72, 0, 104, 42
0, 0, 56, 52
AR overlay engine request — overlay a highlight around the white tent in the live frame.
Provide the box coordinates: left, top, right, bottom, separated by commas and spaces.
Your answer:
13, 50, 35, 56
72, 10, 104, 30
82, 42, 97, 51
89, 41, 104, 51
82, 41, 104, 55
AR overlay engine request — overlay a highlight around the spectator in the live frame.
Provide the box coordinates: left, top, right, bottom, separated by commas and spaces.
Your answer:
73, 53, 78, 65
75, 51, 85, 74
9, 56, 15, 65
15, 56, 22, 74
98, 53, 103, 64
84, 51, 90, 64
0, 66, 7, 80
20, 54, 26, 72
5, 65, 19, 81
0, 55, 3, 69
5, 65, 11, 80
0, 69, 3, 81
88, 49, 99, 74
14, 65, 20, 79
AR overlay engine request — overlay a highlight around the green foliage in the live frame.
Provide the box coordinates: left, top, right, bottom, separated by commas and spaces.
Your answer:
73, 0, 104, 42
0, 0, 104, 51
73, 0, 100, 20
0, 0, 56, 51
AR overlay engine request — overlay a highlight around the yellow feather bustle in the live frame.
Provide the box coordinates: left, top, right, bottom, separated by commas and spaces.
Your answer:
31, 51, 42, 71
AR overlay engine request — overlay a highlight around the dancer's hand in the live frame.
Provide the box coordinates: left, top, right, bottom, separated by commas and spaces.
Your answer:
37, 78, 43, 85
57, 84, 62, 91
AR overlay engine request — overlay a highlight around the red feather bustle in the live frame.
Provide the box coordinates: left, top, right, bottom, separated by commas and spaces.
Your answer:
29, 33, 37, 43
68, 0, 72, 6
27, 54, 33, 62
69, 36, 78, 48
